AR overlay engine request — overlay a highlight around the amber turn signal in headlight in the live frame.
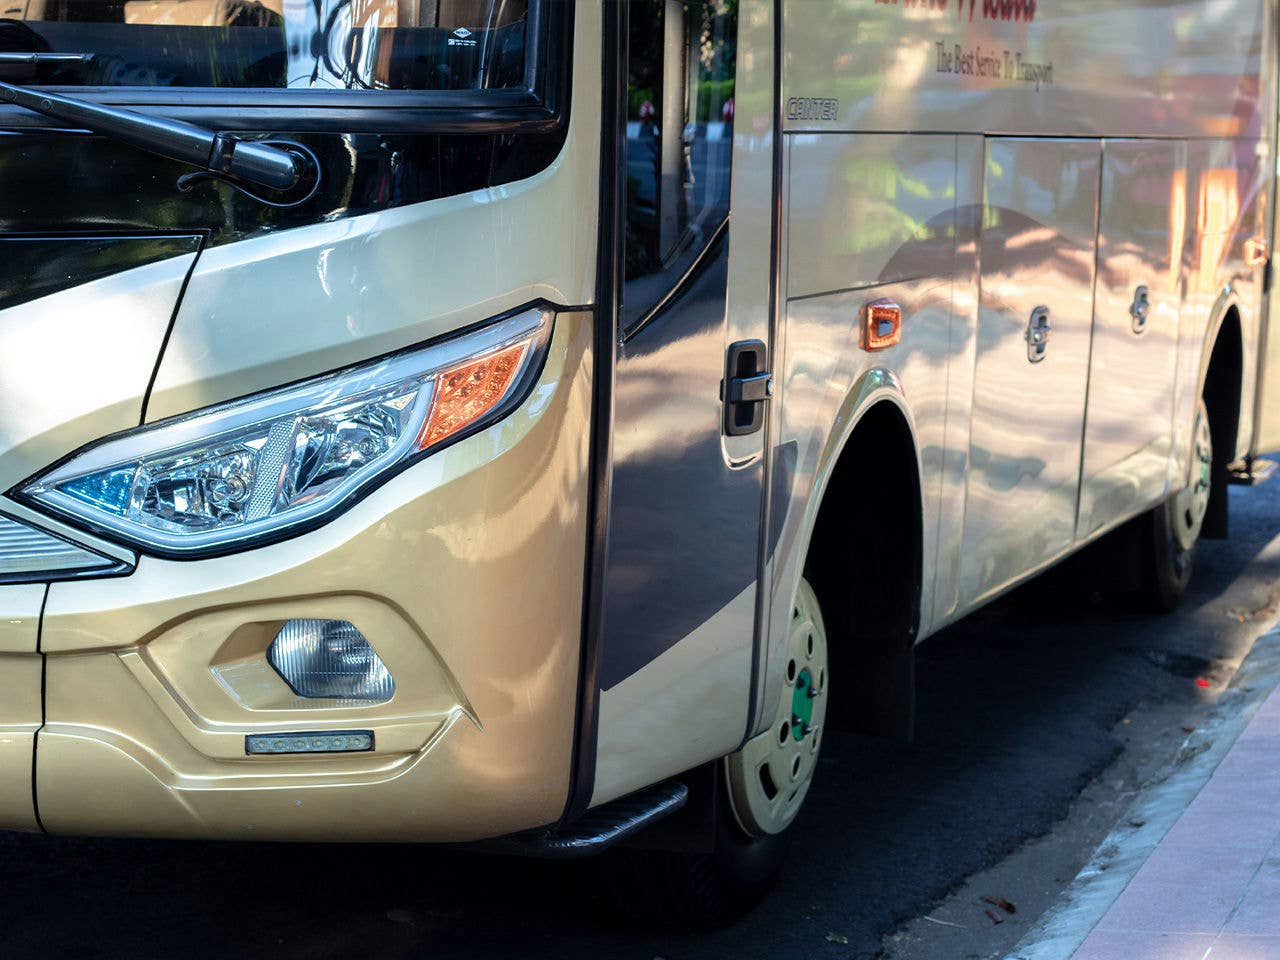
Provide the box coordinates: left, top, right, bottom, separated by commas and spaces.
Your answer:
18, 308, 553, 557
418, 342, 529, 450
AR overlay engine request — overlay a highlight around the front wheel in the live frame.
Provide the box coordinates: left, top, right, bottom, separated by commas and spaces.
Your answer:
1137, 396, 1212, 611
609, 577, 829, 928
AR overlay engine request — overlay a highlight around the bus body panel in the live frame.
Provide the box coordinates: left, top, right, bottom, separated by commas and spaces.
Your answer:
1, 1, 606, 841
1078, 140, 1185, 542
0, 586, 42, 833
36, 311, 594, 841
1249, 71, 1280, 458
769, 131, 957, 704
780, 0, 1267, 140
144, 146, 600, 424
960, 138, 1099, 609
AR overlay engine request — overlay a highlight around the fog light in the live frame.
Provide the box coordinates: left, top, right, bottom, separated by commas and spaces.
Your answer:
246, 731, 373, 755
267, 619, 394, 702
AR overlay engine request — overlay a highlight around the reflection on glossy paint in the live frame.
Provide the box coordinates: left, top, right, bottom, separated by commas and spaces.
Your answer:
1196, 168, 1242, 292
1169, 168, 1187, 292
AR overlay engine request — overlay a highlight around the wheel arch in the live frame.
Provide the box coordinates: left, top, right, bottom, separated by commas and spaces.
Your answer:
786, 369, 925, 743
1197, 291, 1244, 538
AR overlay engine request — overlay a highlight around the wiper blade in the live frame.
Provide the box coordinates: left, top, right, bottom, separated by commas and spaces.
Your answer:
0, 78, 310, 194
0, 52, 94, 66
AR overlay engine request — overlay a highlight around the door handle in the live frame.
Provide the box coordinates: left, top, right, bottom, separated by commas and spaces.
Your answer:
722, 339, 772, 436
1130, 285, 1151, 334
1025, 306, 1051, 363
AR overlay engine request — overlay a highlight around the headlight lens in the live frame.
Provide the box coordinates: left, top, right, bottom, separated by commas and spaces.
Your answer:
18, 308, 551, 557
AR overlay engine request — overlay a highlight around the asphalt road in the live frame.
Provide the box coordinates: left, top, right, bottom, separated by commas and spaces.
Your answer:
5, 473, 1280, 960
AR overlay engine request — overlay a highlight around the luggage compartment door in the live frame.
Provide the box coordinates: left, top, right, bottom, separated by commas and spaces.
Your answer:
959, 138, 1101, 606
1078, 140, 1186, 538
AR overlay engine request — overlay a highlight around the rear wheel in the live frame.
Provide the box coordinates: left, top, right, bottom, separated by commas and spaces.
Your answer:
1137, 396, 1212, 611
612, 578, 829, 928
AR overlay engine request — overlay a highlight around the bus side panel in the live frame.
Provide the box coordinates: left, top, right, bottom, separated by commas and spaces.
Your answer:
959, 138, 1099, 609
1176, 140, 1268, 479
781, 0, 1268, 141
930, 135, 984, 632
769, 132, 957, 687
1078, 140, 1186, 541
1251, 55, 1280, 457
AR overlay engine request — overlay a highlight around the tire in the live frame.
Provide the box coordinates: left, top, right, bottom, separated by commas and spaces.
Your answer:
607, 578, 829, 929
1136, 395, 1212, 612
607, 779, 792, 930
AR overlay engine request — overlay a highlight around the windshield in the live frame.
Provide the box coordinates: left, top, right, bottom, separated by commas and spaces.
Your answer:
0, 0, 530, 90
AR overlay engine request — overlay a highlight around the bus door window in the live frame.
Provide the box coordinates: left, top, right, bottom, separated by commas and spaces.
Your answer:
623, 0, 735, 331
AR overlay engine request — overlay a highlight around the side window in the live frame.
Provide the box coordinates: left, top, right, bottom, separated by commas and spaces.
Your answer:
0, 0, 528, 90
623, 0, 736, 329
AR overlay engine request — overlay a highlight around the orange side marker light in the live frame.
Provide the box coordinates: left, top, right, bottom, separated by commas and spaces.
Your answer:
861, 299, 902, 351
1244, 237, 1269, 268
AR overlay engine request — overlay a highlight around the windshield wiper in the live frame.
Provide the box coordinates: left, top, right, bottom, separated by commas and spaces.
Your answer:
0, 77, 317, 202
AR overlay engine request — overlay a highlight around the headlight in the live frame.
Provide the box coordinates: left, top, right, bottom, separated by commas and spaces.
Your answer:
17, 307, 552, 557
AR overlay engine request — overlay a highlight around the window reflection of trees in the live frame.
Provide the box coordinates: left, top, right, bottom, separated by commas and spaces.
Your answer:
624, 0, 737, 325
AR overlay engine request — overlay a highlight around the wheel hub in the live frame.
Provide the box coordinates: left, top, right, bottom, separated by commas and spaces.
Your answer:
1173, 399, 1212, 552
725, 578, 828, 837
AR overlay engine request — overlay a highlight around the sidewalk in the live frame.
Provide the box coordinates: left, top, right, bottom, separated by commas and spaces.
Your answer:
1070, 686, 1280, 960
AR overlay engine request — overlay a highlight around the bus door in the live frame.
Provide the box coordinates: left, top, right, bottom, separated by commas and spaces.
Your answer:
959, 138, 1101, 605
590, 0, 772, 805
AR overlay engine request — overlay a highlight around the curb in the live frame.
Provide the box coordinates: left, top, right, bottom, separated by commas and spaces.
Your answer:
1002, 621, 1280, 960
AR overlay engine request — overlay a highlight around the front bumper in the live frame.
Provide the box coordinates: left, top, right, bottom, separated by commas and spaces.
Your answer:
12, 311, 591, 843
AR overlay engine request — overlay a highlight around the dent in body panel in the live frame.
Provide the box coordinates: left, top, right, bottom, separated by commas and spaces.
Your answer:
145, 156, 599, 422
143, 4, 602, 423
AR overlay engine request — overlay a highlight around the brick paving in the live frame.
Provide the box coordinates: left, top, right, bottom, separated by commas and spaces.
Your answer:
1070, 687, 1280, 959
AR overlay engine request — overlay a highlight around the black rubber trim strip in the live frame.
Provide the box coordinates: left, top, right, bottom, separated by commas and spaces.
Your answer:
559, 0, 624, 827
140, 234, 206, 426
619, 216, 730, 345
0, 233, 201, 313
31, 583, 48, 834
0, 2, 573, 136
741, 0, 786, 747
493, 781, 687, 858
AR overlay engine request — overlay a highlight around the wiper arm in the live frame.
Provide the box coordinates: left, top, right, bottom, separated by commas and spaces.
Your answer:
0, 78, 312, 195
